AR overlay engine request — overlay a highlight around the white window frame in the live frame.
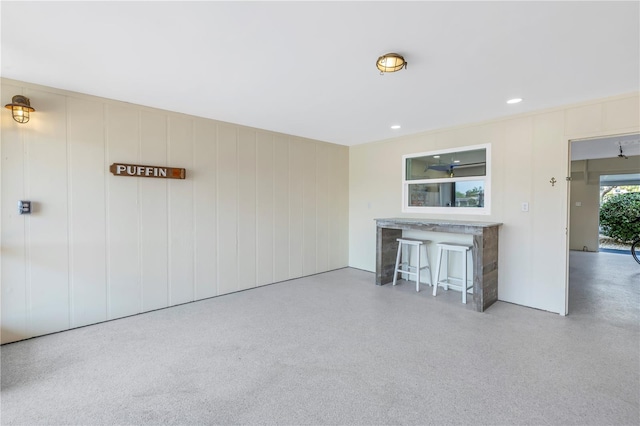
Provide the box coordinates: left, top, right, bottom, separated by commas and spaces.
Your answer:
402, 143, 491, 215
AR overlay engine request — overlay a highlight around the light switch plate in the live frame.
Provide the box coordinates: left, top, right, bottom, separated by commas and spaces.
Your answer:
18, 200, 31, 215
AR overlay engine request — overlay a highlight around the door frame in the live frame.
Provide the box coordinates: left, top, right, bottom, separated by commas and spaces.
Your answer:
564, 130, 640, 315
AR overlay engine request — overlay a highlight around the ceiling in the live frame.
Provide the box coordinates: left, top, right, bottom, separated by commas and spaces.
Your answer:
571, 133, 640, 161
1, 2, 639, 146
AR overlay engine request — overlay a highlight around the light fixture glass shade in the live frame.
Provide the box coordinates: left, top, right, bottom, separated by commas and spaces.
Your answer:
5, 95, 35, 123
376, 53, 406, 73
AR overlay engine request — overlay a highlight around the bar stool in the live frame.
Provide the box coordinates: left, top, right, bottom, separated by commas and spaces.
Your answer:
392, 238, 432, 292
432, 242, 473, 303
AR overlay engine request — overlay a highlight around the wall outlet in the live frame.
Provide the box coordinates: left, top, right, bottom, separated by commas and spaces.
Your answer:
575, 201, 582, 207
521, 202, 529, 212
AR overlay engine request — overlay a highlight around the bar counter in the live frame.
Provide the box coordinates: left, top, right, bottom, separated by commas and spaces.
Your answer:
375, 218, 502, 312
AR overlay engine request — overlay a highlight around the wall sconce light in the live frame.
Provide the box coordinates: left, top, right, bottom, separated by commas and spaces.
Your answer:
376, 53, 407, 74
5, 95, 35, 123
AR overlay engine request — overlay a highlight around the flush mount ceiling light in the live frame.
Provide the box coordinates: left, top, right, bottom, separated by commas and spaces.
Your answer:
506, 98, 523, 104
376, 53, 407, 74
391, 125, 401, 130
5, 95, 35, 123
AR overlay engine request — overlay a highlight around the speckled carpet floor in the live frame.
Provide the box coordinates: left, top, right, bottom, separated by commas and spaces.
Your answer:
1, 251, 639, 425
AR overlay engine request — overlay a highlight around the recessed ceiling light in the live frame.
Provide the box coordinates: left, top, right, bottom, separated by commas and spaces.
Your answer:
391, 125, 401, 130
507, 98, 523, 104
433, 155, 440, 159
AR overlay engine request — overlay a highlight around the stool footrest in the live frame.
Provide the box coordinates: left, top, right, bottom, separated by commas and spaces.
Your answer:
396, 263, 431, 271
436, 278, 473, 293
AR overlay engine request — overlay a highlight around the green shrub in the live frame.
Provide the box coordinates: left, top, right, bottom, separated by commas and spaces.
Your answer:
599, 192, 640, 242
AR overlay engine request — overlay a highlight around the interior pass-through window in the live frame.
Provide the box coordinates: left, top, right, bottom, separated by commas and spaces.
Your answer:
402, 144, 491, 214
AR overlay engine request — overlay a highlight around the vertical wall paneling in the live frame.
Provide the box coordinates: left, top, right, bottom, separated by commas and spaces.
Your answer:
327, 145, 344, 270
168, 116, 195, 305
302, 142, 318, 276
532, 112, 567, 313
139, 112, 169, 311
339, 146, 349, 267
217, 124, 239, 294
1, 78, 351, 343
67, 98, 107, 327
273, 136, 290, 282
25, 89, 70, 337
315, 144, 330, 273
193, 120, 218, 299
499, 118, 533, 304
238, 129, 257, 291
565, 104, 603, 136
106, 104, 141, 319
488, 126, 505, 217
331, 145, 349, 268
256, 132, 275, 286
603, 97, 640, 131
1, 84, 28, 343
347, 144, 374, 272
289, 140, 305, 278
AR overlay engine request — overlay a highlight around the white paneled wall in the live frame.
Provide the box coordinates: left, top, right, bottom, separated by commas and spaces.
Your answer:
1, 79, 349, 344
139, 111, 168, 312
193, 120, 218, 300
349, 93, 639, 315
256, 132, 275, 287
28, 89, 70, 337
68, 97, 108, 327
238, 128, 257, 291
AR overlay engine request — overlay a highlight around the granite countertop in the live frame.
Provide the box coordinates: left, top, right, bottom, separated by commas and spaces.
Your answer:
375, 217, 502, 228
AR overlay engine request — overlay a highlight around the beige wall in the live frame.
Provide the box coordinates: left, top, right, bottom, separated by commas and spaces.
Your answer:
349, 93, 639, 314
1, 78, 349, 344
569, 156, 640, 251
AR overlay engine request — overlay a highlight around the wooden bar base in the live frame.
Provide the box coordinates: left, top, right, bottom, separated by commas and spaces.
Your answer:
375, 218, 502, 312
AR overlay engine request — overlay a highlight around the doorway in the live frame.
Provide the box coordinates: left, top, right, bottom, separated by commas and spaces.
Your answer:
567, 133, 640, 314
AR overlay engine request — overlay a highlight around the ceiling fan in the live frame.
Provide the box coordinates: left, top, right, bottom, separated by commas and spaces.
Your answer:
618, 145, 628, 159
426, 161, 486, 177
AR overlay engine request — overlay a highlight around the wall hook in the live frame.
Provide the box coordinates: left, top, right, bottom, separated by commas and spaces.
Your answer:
550, 177, 557, 186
